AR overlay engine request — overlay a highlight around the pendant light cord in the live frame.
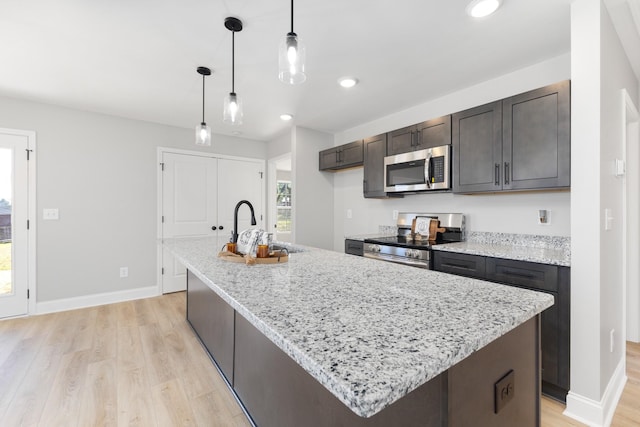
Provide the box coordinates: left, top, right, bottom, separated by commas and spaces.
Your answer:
290, 0, 294, 33
202, 73, 206, 122
231, 31, 235, 93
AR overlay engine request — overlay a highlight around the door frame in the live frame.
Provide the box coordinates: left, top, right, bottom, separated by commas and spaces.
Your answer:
156, 147, 266, 294
622, 89, 640, 345
0, 127, 36, 316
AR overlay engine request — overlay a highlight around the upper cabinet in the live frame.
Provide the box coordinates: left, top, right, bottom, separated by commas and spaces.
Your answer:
387, 115, 452, 156
319, 140, 364, 171
363, 133, 394, 198
453, 80, 570, 193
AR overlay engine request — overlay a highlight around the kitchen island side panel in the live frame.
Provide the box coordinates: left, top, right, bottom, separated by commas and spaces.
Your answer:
186, 270, 235, 384
233, 312, 447, 427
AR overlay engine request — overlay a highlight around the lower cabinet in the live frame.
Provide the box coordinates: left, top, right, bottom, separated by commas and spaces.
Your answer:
344, 239, 364, 256
186, 270, 235, 384
433, 251, 570, 402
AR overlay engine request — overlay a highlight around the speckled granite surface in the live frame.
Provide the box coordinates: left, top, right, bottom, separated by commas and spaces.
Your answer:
345, 225, 397, 242
163, 236, 553, 418
433, 232, 571, 266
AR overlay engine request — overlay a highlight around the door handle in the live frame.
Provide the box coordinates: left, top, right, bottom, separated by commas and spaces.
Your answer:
211, 226, 217, 231
504, 162, 510, 185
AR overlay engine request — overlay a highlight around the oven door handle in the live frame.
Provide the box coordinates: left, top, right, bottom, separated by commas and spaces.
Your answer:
424, 153, 432, 188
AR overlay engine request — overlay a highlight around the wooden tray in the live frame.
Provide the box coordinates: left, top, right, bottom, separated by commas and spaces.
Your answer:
218, 251, 289, 265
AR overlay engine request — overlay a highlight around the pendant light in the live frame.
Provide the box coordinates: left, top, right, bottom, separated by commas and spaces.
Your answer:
278, 0, 306, 85
223, 17, 243, 125
195, 66, 212, 146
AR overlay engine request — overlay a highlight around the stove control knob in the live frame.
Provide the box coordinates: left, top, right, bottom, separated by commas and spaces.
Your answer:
406, 249, 415, 258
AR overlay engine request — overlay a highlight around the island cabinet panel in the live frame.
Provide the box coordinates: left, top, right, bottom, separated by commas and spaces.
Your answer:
344, 239, 364, 256
233, 314, 447, 427
319, 140, 364, 171
448, 317, 539, 427
387, 115, 452, 156
432, 251, 486, 279
186, 271, 235, 385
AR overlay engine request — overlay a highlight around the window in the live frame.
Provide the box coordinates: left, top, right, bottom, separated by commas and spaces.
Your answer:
276, 180, 292, 233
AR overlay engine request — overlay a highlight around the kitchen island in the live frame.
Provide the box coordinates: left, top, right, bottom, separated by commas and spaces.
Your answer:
163, 237, 554, 427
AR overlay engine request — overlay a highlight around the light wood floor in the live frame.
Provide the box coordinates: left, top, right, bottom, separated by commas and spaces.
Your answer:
0, 292, 639, 426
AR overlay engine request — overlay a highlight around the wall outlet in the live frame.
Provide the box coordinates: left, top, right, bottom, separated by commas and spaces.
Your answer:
392, 210, 399, 220
494, 370, 515, 414
346, 209, 353, 219
605, 208, 613, 231
120, 267, 129, 278
43, 208, 59, 220
538, 209, 550, 225
610, 329, 615, 353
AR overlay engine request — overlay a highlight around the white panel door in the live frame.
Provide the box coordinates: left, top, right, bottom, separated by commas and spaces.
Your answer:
0, 133, 29, 318
161, 153, 218, 293
217, 158, 264, 237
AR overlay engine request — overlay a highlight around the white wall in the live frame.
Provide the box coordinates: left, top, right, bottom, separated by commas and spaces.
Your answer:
0, 95, 266, 305
567, 0, 639, 424
332, 54, 572, 251
292, 126, 334, 249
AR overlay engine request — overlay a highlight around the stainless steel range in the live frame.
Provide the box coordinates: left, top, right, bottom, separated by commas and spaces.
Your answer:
364, 213, 465, 269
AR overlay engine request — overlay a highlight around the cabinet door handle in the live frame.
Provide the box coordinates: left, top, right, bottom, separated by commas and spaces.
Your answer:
416, 130, 421, 147
410, 131, 415, 147
504, 162, 510, 184
219, 225, 224, 230
495, 163, 500, 186
211, 226, 217, 231
336, 151, 340, 163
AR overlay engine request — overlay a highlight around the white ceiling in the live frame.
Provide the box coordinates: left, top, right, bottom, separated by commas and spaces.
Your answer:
0, 0, 574, 141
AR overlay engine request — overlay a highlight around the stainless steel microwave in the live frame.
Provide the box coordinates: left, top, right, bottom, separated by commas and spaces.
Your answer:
384, 145, 451, 192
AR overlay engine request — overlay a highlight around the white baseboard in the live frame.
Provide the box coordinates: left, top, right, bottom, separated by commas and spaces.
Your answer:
564, 358, 627, 426
35, 286, 161, 315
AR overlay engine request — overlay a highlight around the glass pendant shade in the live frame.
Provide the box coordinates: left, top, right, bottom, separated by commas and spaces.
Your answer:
223, 92, 243, 125
279, 32, 306, 85
195, 122, 211, 146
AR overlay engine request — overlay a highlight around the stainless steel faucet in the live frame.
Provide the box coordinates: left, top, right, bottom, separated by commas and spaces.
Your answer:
232, 200, 257, 243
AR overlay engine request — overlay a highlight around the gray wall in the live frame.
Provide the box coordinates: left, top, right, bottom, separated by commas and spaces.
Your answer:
292, 126, 334, 249
0, 95, 266, 303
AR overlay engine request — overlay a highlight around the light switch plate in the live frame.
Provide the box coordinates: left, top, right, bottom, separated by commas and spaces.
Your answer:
494, 370, 515, 414
43, 208, 59, 220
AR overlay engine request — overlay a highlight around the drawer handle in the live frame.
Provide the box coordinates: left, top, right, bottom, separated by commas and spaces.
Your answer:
503, 269, 536, 279
442, 262, 473, 270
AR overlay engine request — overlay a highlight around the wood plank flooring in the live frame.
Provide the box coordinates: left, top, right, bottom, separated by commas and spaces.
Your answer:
0, 292, 250, 427
0, 292, 638, 426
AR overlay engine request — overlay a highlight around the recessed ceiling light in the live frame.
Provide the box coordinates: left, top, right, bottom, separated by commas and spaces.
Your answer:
338, 77, 358, 88
280, 114, 293, 121
466, 0, 501, 18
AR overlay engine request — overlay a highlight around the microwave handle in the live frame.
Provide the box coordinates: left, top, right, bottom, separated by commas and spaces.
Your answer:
424, 153, 432, 188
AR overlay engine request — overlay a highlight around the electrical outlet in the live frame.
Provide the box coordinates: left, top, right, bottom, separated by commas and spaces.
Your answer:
494, 370, 515, 414
120, 267, 128, 278
392, 210, 399, 220
538, 209, 550, 225
43, 208, 59, 220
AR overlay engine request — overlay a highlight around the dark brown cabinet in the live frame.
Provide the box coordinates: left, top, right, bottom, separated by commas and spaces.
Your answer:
319, 140, 364, 171
344, 239, 364, 256
387, 115, 452, 156
363, 133, 398, 198
453, 80, 570, 193
186, 270, 235, 384
433, 252, 570, 402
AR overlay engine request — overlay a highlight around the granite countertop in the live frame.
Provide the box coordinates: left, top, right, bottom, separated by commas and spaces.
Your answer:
163, 236, 553, 418
432, 232, 571, 266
